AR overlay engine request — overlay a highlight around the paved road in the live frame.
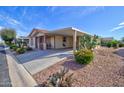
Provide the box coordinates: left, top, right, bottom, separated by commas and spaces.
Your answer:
0, 46, 11, 87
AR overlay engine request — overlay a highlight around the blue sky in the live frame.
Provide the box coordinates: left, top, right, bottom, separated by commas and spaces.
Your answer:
0, 6, 124, 40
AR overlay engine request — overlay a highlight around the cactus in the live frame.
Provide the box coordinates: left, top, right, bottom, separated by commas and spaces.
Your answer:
41, 67, 73, 87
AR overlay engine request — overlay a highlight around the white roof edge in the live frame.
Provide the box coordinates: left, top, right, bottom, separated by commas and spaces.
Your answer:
50, 27, 92, 36
71, 27, 92, 36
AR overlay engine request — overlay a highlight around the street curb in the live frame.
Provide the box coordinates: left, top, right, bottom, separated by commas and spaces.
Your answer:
5, 49, 38, 87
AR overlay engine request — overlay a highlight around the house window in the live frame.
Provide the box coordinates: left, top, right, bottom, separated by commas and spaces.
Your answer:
63, 36, 66, 47
63, 36, 66, 42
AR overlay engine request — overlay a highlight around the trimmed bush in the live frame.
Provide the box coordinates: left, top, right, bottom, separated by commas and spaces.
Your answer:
119, 43, 124, 47
104, 40, 119, 48
111, 40, 118, 48
74, 49, 94, 64
26, 47, 33, 51
106, 42, 112, 48
10, 44, 18, 51
16, 47, 26, 54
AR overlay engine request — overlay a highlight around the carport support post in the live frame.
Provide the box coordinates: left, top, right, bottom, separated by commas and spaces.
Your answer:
43, 35, 46, 50
73, 30, 77, 52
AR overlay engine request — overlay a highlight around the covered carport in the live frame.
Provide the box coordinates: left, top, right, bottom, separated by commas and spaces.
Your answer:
50, 27, 89, 51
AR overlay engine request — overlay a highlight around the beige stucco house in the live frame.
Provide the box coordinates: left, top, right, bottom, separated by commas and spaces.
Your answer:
28, 27, 90, 51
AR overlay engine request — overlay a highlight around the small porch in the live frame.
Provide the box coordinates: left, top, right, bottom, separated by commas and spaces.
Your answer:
35, 35, 51, 50
35, 34, 80, 50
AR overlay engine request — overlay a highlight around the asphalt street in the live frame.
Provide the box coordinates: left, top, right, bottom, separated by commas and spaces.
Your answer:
0, 45, 11, 87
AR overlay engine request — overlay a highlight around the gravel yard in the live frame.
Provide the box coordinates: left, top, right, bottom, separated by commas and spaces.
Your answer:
33, 47, 124, 87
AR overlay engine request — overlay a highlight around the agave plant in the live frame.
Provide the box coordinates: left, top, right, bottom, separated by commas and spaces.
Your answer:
41, 67, 73, 87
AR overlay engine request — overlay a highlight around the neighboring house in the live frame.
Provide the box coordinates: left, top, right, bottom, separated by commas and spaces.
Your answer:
101, 37, 114, 42
17, 36, 29, 45
28, 27, 90, 51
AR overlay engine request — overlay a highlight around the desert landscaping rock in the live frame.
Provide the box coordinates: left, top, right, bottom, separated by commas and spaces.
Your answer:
33, 47, 124, 87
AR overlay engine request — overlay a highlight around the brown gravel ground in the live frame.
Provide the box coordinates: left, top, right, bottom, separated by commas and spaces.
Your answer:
33, 47, 124, 87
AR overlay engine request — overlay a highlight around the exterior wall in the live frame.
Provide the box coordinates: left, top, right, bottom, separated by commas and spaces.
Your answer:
29, 37, 36, 49
50, 36, 55, 48
54, 35, 73, 49
66, 37, 73, 48
29, 35, 78, 49
29, 38, 32, 48
29, 33, 45, 49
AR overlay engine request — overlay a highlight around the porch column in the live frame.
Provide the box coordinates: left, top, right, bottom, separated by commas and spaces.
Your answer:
33, 37, 36, 49
73, 30, 77, 51
37, 37, 40, 49
43, 35, 46, 50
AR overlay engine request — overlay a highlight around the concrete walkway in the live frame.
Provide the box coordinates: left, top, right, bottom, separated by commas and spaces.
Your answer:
5, 49, 37, 87
16, 49, 73, 75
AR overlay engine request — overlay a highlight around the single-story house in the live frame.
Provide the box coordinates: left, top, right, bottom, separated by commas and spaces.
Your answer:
17, 36, 29, 44
28, 27, 90, 51
101, 37, 114, 42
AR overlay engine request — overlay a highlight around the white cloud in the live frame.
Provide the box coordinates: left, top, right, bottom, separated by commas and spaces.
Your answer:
81, 6, 104, 16
110, 25, 124, 32
119, 22, 124, 26
22, 7, 27, 17
47, 6, 58, 13
47, 6, 104, 19
0, 26, 4, 30
110, 21, 124, 32
0, 14, 27, 30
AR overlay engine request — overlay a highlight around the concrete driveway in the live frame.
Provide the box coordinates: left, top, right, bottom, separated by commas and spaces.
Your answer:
16, 49, 73, 75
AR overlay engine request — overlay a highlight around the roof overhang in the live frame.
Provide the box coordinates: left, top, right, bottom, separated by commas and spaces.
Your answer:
28, 28, 48, 37
49, 27, 91, 36
28, 27, 92, 37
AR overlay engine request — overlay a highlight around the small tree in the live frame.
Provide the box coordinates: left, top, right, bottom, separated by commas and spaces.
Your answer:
0, 28, 16, 45
74, 34, 99, 65
79, 34, 100, 50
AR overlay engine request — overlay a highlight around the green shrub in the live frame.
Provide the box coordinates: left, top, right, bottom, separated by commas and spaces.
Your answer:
16, 47, 26, 54
111, 40, 118, 48
26, 47, 33, 51
106, 42, 112, 48
119, 43, 124, 47
105, 40, 119, 48
10, 44, 18, 51
74, 49, 94, 64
